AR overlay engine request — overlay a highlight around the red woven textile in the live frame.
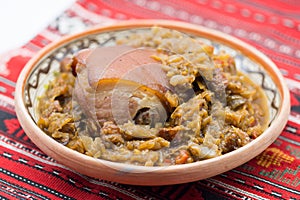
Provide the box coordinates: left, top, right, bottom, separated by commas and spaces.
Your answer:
1, 0, 300, 199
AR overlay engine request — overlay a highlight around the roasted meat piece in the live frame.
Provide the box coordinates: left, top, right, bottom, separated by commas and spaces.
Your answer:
72, 46, 172, 127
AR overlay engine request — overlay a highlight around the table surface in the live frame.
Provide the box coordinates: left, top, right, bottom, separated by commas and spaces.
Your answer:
0, 0, 299, 199
0, 0, 75, 54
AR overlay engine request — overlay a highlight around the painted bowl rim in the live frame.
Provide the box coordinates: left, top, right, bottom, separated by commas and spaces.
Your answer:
15, 19, 290, 185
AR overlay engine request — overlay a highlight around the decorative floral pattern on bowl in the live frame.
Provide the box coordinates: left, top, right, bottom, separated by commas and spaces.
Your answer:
24, 27, 280, 125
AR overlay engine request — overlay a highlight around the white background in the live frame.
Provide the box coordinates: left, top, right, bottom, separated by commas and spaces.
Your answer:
0, 0, 75, 54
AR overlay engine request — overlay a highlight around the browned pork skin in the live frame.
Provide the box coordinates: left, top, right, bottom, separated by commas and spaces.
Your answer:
72, 46, 172, 127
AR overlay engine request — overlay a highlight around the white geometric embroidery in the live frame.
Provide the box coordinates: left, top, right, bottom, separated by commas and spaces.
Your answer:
264, 39, 276, 49
190, 15, 204, 24
147, 1, 160, 11
0, 64, 10, 76
295, 50, 300, 58
0, 49, 35, 76
279, 45, 292, 55
249, 32, 262, 41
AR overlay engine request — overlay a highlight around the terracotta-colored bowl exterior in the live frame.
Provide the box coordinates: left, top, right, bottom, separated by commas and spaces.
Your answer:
15, 20, 290, 185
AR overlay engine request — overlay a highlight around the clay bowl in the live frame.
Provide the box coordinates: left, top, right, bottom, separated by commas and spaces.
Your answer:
15, 20, 290, 185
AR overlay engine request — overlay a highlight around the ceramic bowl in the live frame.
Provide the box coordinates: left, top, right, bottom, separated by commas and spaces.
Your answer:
15, 20, 290, 185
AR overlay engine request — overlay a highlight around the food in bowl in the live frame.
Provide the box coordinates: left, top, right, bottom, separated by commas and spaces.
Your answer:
37, 27, 269, 166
